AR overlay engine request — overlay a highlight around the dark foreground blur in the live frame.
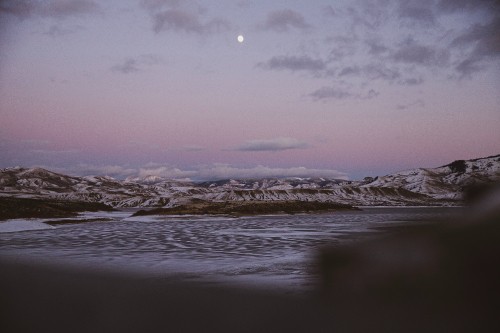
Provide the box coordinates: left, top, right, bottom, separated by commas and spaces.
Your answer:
1, 186, 499, 332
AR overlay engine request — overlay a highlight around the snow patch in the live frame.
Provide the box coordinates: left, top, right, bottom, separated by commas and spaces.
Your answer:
0, 220, 54, 233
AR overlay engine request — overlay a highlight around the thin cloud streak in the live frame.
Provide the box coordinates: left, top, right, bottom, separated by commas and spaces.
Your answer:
45, 163, 349, 181
310, 87, 352, 100
234, 138, 310, 152
396, 99, 425, 110
392, 38, 450, 67
0, 0, 99, 19
436, 0, 499, 14
451, 17, 500, 77
260, 9, 310, 32
111, 54, 163, 74
137, 164, 348, 181
310, 87, 379, 101
140, 1, 231, 35
258, 55, 327, 72
397, 1, 436, 25
152, 9, 230, 34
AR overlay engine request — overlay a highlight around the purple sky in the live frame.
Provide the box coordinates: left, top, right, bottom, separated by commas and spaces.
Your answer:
1, 0, 499, 180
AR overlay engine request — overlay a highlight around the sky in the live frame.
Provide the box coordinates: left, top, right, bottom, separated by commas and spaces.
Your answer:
0, 0, 499, 181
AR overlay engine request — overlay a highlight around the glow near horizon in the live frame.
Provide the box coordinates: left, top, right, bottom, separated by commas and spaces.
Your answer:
0, 0, 499, 180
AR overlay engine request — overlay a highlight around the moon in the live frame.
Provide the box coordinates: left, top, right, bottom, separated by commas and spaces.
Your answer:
237, 35, 244, 43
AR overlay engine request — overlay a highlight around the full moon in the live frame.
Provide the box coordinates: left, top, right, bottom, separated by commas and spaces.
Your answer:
237, 35, 244, 43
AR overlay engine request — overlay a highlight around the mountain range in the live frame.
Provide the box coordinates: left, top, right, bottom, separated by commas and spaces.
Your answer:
1, 154, 499, 210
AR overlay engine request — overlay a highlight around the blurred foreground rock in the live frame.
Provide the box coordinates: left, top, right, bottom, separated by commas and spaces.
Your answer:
318, 184, 500, 332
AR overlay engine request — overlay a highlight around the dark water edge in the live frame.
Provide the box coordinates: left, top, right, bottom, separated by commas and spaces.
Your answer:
0, 196, 114, 220
132, 200, 357, 217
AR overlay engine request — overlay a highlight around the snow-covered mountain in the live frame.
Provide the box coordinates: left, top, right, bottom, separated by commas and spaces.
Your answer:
364, 155, 500, 200
1, 155, 499, 208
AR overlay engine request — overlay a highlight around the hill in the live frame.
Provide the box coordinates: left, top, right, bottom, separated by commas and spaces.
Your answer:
1, 154, 499, 219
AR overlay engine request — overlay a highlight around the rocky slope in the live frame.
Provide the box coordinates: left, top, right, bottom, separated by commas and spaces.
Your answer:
364, 155, 500, 200
1, 154, 499, 211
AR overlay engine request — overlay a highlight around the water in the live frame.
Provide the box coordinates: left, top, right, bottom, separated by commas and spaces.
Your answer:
0, 207, 460, 291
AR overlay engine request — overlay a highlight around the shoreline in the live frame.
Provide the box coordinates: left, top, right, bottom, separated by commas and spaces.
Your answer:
356, 205, 465, 208
0, 203, 465, 227
131, 200, 357, 218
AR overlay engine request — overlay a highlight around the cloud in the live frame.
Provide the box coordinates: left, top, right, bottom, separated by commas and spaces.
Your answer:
323, 5, 337, 17
450, 17, 500, 76
346, 1, 498, 78
25, 164, 137, 179
234, 137, 309, 152
69, 164, 138, 178
251, 0, 499, 102
152, 9, 202, 33
344, 3, 389, 30
256, 53, 401, 100
111, 54, 162, 74
397, 1, 436, 25
337, 66, 360, 77
396, 99, 425, 110
162, 145, 206, 152
0, 0, 35, 19
392, 38, 449, 66
394, 1, 499, 77
141, 1, 231, 35
198, 165, 348, 180
151, 9, 230, 34
334, 63, 400, 82
140, 54, 163, 67
436, 0, 500, 14
451, 20, 499, 49
40, 0, 99, 18
138, 166, 195, 179
44, 24, 84, 37
454, 58, 484, 78
310, 87, 353, 100
364, 63, 402, 80
260, 9, 310, 32
111, 59, 139, 74
327, 35, 359, 61
138, 164, 348, 181
399, 77, 424, 85
258, 55, 327, 72
310, 87, 379, 101
0, 0, 99, 19
19, 162, 349, 181
363, 89, 380, 99
140, 0, 182, 11
365, 39, 389, 56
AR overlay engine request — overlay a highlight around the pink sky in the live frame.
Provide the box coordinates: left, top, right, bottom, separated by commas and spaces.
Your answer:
1, 0, 499, 180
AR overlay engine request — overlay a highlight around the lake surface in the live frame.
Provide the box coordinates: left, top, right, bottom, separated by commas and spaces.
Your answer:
0, 207, 461, 292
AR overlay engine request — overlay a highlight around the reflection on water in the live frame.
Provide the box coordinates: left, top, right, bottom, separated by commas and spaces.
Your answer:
0, 207, 460, 290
